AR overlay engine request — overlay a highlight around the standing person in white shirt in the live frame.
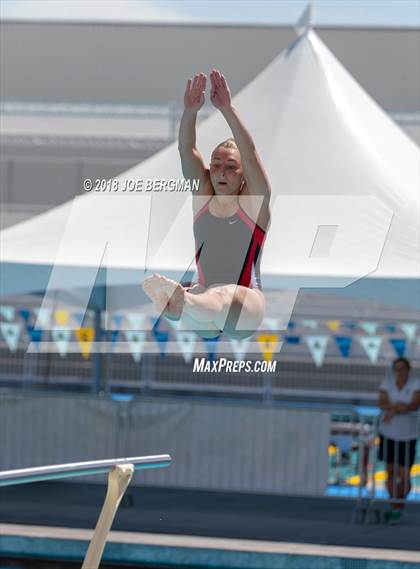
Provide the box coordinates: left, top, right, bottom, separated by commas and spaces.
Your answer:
378, 357, 420, 523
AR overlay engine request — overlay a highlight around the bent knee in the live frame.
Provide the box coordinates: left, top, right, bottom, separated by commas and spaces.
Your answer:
225, 289, 264, 334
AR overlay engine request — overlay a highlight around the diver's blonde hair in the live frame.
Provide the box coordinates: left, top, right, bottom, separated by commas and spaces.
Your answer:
216, 137, 238, 150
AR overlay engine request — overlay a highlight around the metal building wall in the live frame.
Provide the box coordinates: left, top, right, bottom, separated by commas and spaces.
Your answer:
1, 22, 419, 111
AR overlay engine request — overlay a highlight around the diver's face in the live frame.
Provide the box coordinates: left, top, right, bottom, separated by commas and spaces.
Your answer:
210, 147, 244, 195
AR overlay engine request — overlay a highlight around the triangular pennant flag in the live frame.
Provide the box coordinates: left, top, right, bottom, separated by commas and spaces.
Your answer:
257, 333, 279, 362
262, 317, 278, 331
203, 336, 220, 362
342, 321, 357, 332
335, 336, 352, 358
54, 310, 69, 326
384, 324, 396, 334
51, 327, 72, 357
287, 321, 296, 331
326, 320, 341, 332
27, 326, 43, 346
19, 309, 31, 324
0, 322, 21, 352
399, 323, 417, 342
230, 337, 251, 361
111, 314, 124, 330
152, 328, 170, 356
176, 330, 196, 363
285, 335, 300, 344
305, 335, 329, 367
360, 321, 378, 335
123, 330, 146, 362
359, 336, 382, 364
75, 327, 95, 359
301, 319, 318, 330
0, 305, 15, 321
36, 307, 52, 328
127, 313, 145, 331
110, 330, 120, 344
389, 338, 407, 358
166, 315, 182, 330
150, 317, 169, 356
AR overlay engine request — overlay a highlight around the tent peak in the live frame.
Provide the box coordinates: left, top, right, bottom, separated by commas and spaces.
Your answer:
294, 3, 313, 37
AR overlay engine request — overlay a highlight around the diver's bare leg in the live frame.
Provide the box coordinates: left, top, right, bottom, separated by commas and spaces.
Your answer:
143, 275, 265, 337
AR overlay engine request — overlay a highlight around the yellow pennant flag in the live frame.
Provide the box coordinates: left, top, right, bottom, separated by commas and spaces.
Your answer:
257, 333, 279, 362
75, 327, 95, 359
325, 320, 341, 332
54, 310, 69, 326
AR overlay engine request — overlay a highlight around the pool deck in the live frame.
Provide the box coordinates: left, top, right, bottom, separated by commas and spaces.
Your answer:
0, 483, 419, 567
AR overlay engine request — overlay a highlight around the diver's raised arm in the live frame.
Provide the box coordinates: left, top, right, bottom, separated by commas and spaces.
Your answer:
210, 69, 271, 201
178, 73, 212, 196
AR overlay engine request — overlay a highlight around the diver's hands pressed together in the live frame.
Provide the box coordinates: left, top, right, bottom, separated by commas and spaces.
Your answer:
210, 69, 232, 112
184, 73, 207, 113
183, 69, 232, 113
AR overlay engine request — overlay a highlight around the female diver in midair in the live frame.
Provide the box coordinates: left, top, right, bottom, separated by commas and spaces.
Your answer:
143, 70, 271, 340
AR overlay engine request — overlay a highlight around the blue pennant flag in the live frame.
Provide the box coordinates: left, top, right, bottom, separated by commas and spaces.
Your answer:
203, 336, 220, 362
287, 321, 296, 330
20, 309, 31, 324
27, 326, 43, 344
285, 335, 300, 344
335, 336, 352, 358
384, 324, 397, 334
110, 330, 120, 344
112, 314, 124, 330
389, 338, 406, 358
150, 317, 169, 356
342, 322, 357, 332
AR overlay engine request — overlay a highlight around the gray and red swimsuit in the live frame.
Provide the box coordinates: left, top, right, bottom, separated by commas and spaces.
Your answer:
193, 201, 266, 290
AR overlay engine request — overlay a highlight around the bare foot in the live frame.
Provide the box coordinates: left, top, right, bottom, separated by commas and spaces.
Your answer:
155, 274, 185, 318
142, 274, 169, 313
142, 274, 185, 318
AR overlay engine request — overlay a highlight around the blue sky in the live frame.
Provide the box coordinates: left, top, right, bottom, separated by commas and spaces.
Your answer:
1, 0, 419, 27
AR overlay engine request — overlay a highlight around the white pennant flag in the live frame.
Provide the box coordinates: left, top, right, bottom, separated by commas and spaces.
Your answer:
36, 307, 52, 328
124, 330, 146, 362
167, 316, 182, 330
359, 336, 382, 364
175, 330, 196, 363
301, 319, 318, 330
400, 323, 417, 342
0, 305, 15, 321
51, 327, 72, 357
305, 335, 329, 368
0, 322, 21, 352
127, 313, 145, 331
230, 338, 250, 361
360, 321, 378, 335
262, 317, 278, 331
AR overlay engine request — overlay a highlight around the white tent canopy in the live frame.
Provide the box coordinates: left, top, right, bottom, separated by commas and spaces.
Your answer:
1, 27, 419, 302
